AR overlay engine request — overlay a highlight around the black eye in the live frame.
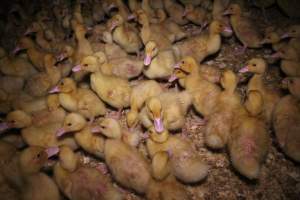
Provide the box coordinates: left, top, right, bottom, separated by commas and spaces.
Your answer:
83, 64, 88, 67
60, 82, 64, 85
292, 30, 296, 33
182, 61, 185, 64
10, 120, 15, 124
36, 153, 41, 158
253, 64, 257, 67
67, 123, 72, 126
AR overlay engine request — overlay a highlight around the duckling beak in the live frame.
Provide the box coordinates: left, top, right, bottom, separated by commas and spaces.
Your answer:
56, 53, 66, 62
24, 28, 33, 36
173, 62, 181, 69
109, 22, 117, 32
223, 10, 232, 15
223, 26, 233, 34
56, 127, 67, 137
280, 33, 290, 39
144, 54, 152, 66
0, 122, 10, 133
45, 147, 59, 158
239, 66, 249, 73
270, 51, 282, 58
154, 118, 164, 133
168, 74, 178, 82
72, 64, 82, 72
127, 14, 136, 21
90, 125, 102, 133
12, 46, 22, 55
48, 86, 60, 93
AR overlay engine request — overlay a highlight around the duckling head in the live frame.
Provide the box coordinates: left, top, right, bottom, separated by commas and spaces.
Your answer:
56, 113, 86, 137
20, 146, 59, 175
272, 46, 298, 60
168, 69, 188, 82
5, 110, 32, 129
220, 69, 238, 92
244, 90, 264, 117
147, 97, 164, 133
72, 55, 100, 73
107, 14, 124, 31
24, 21, 41, 35
239, 58, 267, 75
174, 56, 198, 75
223, 4, 241, 16
91, 118, 122, 139
209, 20, 231, 35
56, 45, 74, 62
13, 37, 34, 54
137, 9, 148, 25
144, 41, 159, 66
282, 77, 300, 98
261, 32, 281, 45
281, 25, 300, 39
183, 4, 194, 16
49, 78, 76, 94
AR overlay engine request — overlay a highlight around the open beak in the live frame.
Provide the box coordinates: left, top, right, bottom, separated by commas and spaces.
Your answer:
239, 65, 249, 73
144, 54, 152, 66
72, 64, 82, 72
168, 74, 178, 82
223, 26, 233, 34
12, 46, 22, 55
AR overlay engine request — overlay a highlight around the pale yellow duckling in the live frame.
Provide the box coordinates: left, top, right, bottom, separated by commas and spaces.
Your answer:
143, 40, 176, 79
72, 55, 132, 114
127, 80, 163, 128
49, 77, 106, 121
229, 90, 270, 179
56, 113, 105, 158
54, 145, 123, 200
239, 58, 281, 124
107, 13, 142, 54
139, 91, 192, 133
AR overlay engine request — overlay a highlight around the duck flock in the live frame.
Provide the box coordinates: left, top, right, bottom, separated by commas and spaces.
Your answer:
0, 0, 299, 199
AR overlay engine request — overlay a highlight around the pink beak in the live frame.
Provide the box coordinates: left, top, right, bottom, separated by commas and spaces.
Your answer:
12, 46, 22, 55
56, 53, 66, 62
48, 86, 60, 94
91, 126, 102, 133
127, 14, 136, 21
223, 26, 233, 34
173, 63, 181, 69
239, 66, 249, 73
56, 128, 67, 137
154, 118, 164, 133
45, 147, 60, 158
109, 22, 117, 32
270, 52, 282, 58
72, 64, 82, 72
0, 122, 10, 133
223, 10, 232, 15
168, 74, 178, 82
144, 55, 152, 66
281, 33, 290, 39
24, 29, 33, 36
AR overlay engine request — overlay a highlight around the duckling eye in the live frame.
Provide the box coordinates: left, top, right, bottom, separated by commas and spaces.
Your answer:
292, 30, 296, 33
36, 153, 41, 158
60, 82, 64, 86
181, 61, 185, 64
67, 123, 72, 126
10, 120, 15, 124
253, 64, 257, 67
83, 64, 88, 67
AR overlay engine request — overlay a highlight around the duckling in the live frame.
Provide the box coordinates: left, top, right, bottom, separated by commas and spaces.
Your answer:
137, 9, 173, 50
14, 37, 46, 71
205, 70, 242, 149
56, 113, 105, 158
272, 46, 300, 77
239, 58, 281, 124
49, 77, 106, 121
94, 118, 152, 194
212, 0, 232, 37
127, 80, 163, 128
93, 51, 144, 79
163, 0, 188, 25
53, 145, 123, 200
281, 24, 300, 54
146, 128, 209, 183
172, 20, 230, 63
224, 4, 263, 53
183, 4, 210, 27
0, 145, 61, 200
24, 53, 61, 97
71, 20, 94, 81
172, 57, 221, 118
0, 47, 37, 79
261, 30, 286, 51
1, 110, 77, 149
229, 90, 270, 179
273, 94, 300, 162
73, 55, 132, 114
282, 77, 300, 99
140, 91, 192, 132
102, 31, 127, 60
143, 41, 176, 79
107, 14, 142, 55
0, 75, 24, 94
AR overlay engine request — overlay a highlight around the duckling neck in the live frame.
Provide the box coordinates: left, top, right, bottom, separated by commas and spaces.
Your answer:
249, 74, 265, 92
207, 33, 221, 54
